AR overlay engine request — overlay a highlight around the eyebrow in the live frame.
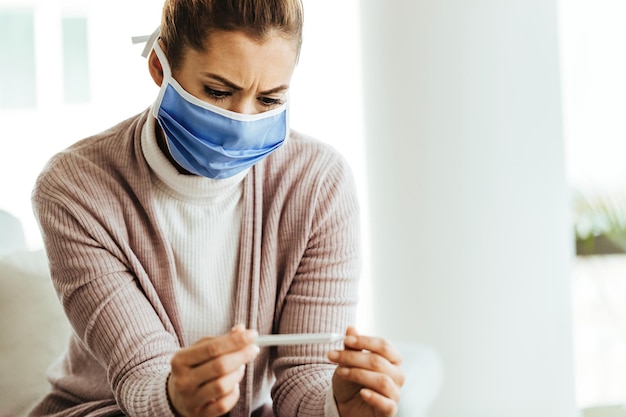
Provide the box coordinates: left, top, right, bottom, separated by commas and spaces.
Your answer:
201, 73, 289, 95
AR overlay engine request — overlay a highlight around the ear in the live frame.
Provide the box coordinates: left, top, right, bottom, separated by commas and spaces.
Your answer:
148, 40, 166, 87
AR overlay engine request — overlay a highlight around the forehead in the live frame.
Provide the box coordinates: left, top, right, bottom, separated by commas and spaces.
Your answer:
179, 30, 298, 80
204, 29, 298, 53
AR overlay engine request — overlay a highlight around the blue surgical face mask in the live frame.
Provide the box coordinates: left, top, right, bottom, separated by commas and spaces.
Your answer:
151, 41, 289, 179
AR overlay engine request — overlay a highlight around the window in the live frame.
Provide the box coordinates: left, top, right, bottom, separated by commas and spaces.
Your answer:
0, 9, 36, 108
559, 0, 626, 410
62, 16, 90, 103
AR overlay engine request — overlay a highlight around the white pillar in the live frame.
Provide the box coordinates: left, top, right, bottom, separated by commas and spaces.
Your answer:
359, 1, 578, 416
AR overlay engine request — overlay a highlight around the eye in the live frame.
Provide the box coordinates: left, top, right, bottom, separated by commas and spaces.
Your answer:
258, 96, 284, 108
204, 86, 231, 101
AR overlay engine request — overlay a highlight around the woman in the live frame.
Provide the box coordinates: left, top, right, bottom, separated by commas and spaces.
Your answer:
30, 1, 404, 416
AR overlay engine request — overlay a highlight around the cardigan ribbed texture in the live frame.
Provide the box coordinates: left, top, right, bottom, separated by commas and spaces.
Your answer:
29, 109, 361, 417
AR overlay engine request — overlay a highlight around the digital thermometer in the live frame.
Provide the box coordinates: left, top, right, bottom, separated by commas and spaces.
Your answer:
255, 333, 344, 347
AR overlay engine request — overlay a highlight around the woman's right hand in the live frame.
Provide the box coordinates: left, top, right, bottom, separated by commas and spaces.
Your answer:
167, 325, 260, 417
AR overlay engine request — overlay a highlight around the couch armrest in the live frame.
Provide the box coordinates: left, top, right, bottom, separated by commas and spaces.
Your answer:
0, 210, 27, 256
0, 249, 72, 417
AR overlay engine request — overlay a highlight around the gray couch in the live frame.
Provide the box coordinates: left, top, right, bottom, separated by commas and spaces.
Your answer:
0, 210, 442, 417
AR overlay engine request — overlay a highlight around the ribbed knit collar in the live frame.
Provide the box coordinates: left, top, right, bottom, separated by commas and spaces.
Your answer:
140, 113, 248, 202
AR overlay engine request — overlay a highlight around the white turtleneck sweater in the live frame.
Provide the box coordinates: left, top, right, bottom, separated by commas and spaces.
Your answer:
141, 115, 248, 346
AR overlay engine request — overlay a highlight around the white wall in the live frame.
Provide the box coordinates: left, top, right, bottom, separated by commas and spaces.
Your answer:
359, 0, 578, 416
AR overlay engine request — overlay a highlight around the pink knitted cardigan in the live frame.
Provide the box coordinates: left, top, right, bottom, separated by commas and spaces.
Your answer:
29, 109, 361, 417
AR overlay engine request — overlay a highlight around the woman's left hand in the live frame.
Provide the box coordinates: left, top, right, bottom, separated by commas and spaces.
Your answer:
328, 327, 405, 417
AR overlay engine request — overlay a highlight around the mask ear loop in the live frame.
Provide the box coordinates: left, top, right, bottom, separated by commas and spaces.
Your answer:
131, 29, 175, 121
150, 41, 175, 119
131, 26, 173, 119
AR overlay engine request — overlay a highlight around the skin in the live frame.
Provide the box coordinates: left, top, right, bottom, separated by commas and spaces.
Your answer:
147, 30, 404, 417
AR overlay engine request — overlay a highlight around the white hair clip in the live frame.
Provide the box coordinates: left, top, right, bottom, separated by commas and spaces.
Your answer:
131, 27, 161, 58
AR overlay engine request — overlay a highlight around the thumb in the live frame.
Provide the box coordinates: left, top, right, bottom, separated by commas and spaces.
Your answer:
344, 326, 360, 351
345, 326, 359, 337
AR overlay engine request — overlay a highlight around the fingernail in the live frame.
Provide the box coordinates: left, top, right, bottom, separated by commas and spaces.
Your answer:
327, 351, 339, 361
337, 367, 349, 376
231, 323, 245, 332
344, 335, 357, 345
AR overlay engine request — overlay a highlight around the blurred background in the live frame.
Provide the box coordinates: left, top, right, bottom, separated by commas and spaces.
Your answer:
1, 0, 626, 416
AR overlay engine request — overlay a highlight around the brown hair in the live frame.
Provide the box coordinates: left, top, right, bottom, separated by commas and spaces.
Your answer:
160, 0, 304, 70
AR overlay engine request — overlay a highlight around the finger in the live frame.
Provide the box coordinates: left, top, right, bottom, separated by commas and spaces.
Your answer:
342, 331, 403, 366
175, 327, 258, 368
170, 344, 253, 390
184, 343, 259, 387
360, 387, 398, 417
189, 365, 246, 410
328, 349, 404, 387
335, 366, 402, 403
201, 382, 241, 417
344, 326, 359, 350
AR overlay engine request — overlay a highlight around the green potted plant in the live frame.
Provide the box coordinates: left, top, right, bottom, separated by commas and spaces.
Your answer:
573, 189, 626, 256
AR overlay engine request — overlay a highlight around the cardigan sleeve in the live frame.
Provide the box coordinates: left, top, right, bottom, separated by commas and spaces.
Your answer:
270, 152, 362, 417
32, 163, 178, 417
